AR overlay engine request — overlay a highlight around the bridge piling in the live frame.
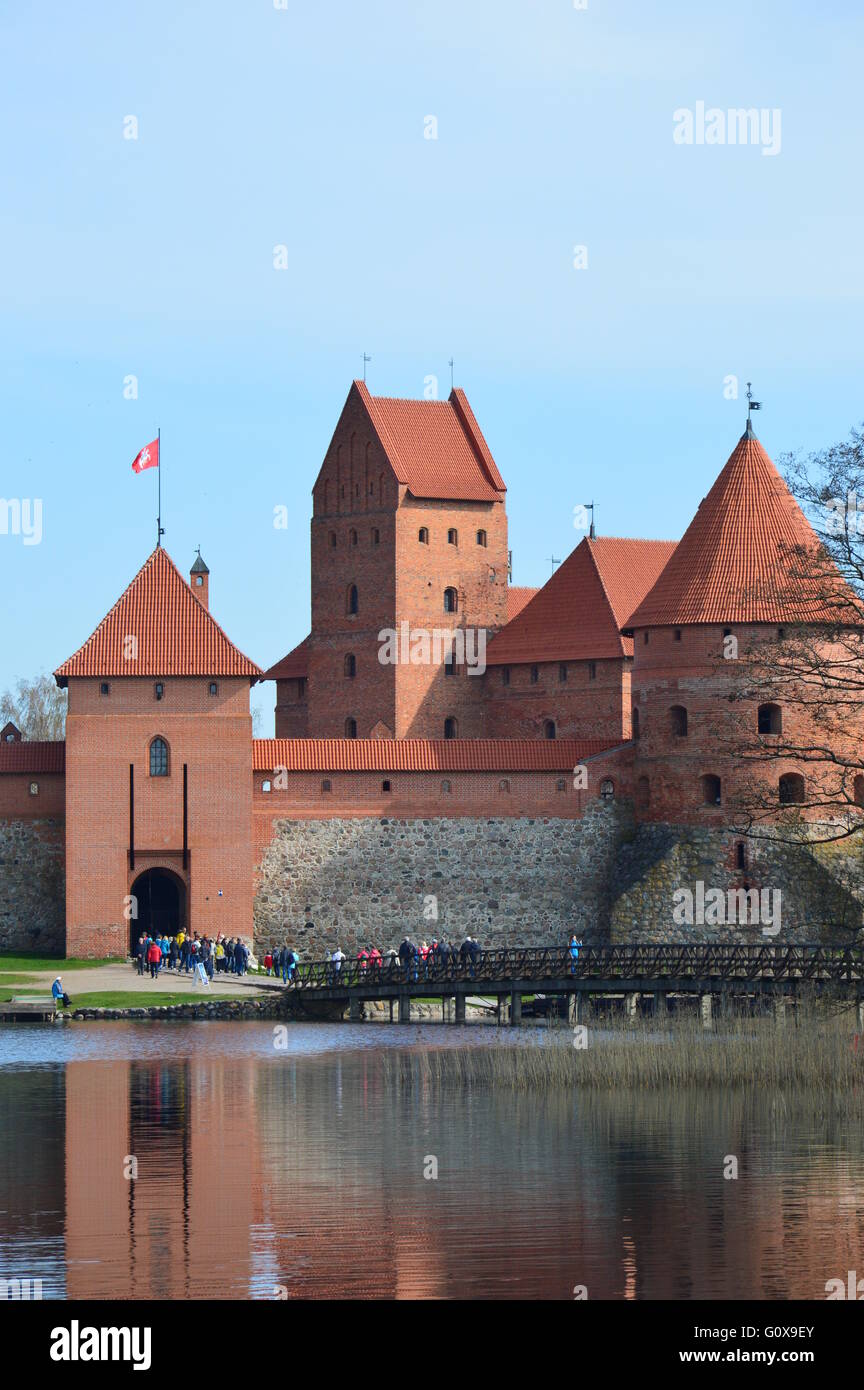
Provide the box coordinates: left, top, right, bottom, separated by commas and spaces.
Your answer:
454, 994, 466, 1025
349, 998, 363, 1023
509, 991, 522, 1026
700, 993, 713, 1030
625, 992, 638, 1021
398, 994, 411, 1024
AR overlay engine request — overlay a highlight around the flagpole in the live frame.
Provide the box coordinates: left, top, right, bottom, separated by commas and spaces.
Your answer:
157, 427, 162, 548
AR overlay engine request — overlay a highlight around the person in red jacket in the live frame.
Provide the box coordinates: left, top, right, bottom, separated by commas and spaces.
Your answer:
146, 938, 162, 980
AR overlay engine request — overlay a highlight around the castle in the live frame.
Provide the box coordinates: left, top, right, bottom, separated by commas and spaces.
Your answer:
2, 381, 863, 959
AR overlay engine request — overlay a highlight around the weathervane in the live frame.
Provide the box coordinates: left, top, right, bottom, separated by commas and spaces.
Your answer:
584, 501, 596, 540
547, 554, 562, 574
448, 357, 454, 391
746, 382, 762, 425
363, 352, 372, 382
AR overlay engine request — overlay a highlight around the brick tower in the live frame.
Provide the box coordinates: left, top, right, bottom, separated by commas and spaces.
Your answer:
55, 547, 261, 956
270, 380, 509, 739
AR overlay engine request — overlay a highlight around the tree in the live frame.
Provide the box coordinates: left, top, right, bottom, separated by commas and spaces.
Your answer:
0, 674, 67, 740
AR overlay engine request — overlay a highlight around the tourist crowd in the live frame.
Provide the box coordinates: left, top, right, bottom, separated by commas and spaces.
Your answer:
131, 932, 253, 981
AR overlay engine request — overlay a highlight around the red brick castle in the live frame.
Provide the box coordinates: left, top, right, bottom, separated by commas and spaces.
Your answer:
2, 384, 860, 958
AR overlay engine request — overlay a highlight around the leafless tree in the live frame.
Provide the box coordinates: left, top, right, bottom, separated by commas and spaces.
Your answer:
0, 673, 67, 740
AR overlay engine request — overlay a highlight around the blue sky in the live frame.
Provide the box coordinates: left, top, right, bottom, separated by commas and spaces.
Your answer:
2, 0, 862, 734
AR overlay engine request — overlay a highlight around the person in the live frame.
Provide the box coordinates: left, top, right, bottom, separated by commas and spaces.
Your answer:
468, 936, 480, 977
146, 936, 162, 980
214, 939, 224, 973
168, 936, 179, 971
134, 935, 146, 976
264, 949, 273, 976
234, 938, 248, 976
51, 975, 71, 1009
369, 945, 382, 977
357, 946, 369, 974
569, 935, 581, 975
160, 934, 169, 971
330, 946, 345, 983
437, 938, 452, 977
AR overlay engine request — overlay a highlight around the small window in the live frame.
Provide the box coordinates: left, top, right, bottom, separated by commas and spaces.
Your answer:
669, 705, 688, 737
344, 653, 356, 678
262, 780, 272, 794
674, 629, 682, 642
444, 587, 458, 614
447, 528, 458, 545
322, 778, 332, 793
150, 737, 169, 777
29, 781, 39, 797
702, 774, 722, 806
100, 682, 110, 697
556, 778, 566, 792
501, 667, 510, 686
345, 718, 357, 739
354, 483, 360, 498
777, 627, 786, 641
382, 779, 391, 793
418, 527, 429, 545
588, 661, 596, 681
444, 656, 456, 677
736, 841, 747, 870
544, 720, 556, 740
347, 584, 359, 615
340, 485, 345, 498
779, 772, 805, 805
209, 682, 218, 697
643, 632, 649, 645
195, 575, 203, 587
758, 703, 782, 735
441, 779, 452, 794
349, 528, 358, 546
600, 779, 614, 800
632, 708, 640, 739
155, 682, 164, 701
476, 529, 487, 547
444, 716, 458, 739
499, 778, 511, 794
328, 531, 337, 548
530, 665, 539, 684
723, 627, 732, 638
371, 528, 380, 545
559, 664, 567, 683
297, 677, 307, 699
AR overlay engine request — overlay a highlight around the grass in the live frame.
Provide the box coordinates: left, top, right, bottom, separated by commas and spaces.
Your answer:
0, 973, 42, 985
56, 990, 258, 1009
381, 1004, 864, 1095
0, 954, 124, 972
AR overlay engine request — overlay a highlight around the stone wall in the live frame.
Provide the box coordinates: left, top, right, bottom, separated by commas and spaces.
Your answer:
0, 819, 65, 953
254, 800, 634, 956
608, 822, 864, 944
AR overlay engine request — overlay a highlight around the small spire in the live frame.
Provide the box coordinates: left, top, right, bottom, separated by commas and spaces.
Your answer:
745, 381, 762, 437
190, 546, 209, 575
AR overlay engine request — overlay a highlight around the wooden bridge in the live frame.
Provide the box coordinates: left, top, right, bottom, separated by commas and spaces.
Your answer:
285, 944, 864, 1025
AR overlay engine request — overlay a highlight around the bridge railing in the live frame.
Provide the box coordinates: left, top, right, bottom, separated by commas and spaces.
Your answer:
283, 943, 864, 992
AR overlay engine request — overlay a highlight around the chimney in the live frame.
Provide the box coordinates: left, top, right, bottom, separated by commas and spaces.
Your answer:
190, 548, 210, 609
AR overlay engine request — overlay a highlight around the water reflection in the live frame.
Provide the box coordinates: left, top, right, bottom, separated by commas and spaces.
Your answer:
1, 1024, 864, 1299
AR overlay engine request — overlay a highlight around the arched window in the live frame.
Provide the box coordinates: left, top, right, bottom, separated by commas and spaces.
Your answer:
418, 527, 429, 544
855, 775, 864, 807
371, 528, 380, 545
322, 779, 332, 793
779, 772, 805, 805
447, 528, 458, 545
444, 587, 458, 613
758, 703, 782, 735
499, 778, 511, 794
701, 774, 722, 806
261, 779, 272, 794
632, 707, 640, 739
345, 717, 357, 739
556, 778, 566, 792
544, 719, 556, 740
530, 666, 539, 684
600, 779, 615, 800
149, 737, 169, 777
344, 653, 356, 678
669, 705, 688, 737
637, 775, 650, 810
736, 841, 747, 870
347, 584, 358, 615
441, 779, 452, 794
444, 716, 458, 739
349, 528, 358, 546
476, 529, 487, 547
382, 779, 391, 793
328, 530, 337, 548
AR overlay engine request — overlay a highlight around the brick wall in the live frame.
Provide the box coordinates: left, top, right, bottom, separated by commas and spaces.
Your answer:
483, 657, 629, 740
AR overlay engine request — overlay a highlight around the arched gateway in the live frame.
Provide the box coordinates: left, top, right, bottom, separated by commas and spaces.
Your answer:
130, 868, 186, 953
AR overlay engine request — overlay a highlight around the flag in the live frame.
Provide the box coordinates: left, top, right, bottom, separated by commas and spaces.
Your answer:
131, 438, 159, 474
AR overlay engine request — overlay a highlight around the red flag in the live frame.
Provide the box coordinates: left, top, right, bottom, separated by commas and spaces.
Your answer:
131, 438, 159, 474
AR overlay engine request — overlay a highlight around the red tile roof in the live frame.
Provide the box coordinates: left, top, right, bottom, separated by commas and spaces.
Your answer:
354, 381, 506, 502
54, 547, 262, 682
253, 737, 617, 773
486, 537, 677, 665
0, 741, 65, 774
264, 635, 310, 681
624, 428, 858, 628
506, 586, 538, 621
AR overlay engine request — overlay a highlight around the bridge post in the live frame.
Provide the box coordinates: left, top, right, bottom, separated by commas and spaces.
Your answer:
568, 992, 588, 1025
454, 994, 466, 1024
398, 994, 411, 1024
700, 993, 713, 1030
509, 991, 522, 1026
349, 997, 363, 1022
442, 996, 454, 1023
624, 992, 638, 1021
497, 995, 510, 1026
653, 991, 664, 1018
774, 995, 787, 1026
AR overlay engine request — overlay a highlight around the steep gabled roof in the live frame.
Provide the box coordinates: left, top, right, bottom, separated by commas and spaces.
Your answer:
345, 381, 506, 502
252, 737, 616, 773
486, 537, 677, 665
624, 426, 857, 629
506, 586, 538, 621
54, 547, 262, 683
0, 741, 65, 774
264, 634, 310, 681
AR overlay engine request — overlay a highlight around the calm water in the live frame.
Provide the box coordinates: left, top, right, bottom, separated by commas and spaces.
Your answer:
1, 1021, 863, 1300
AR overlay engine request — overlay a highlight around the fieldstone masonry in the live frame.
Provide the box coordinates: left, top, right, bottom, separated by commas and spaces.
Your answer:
0, 819, 65, 953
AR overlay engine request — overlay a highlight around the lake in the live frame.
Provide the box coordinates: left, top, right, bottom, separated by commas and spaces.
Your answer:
1, 1021, 862, 1300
